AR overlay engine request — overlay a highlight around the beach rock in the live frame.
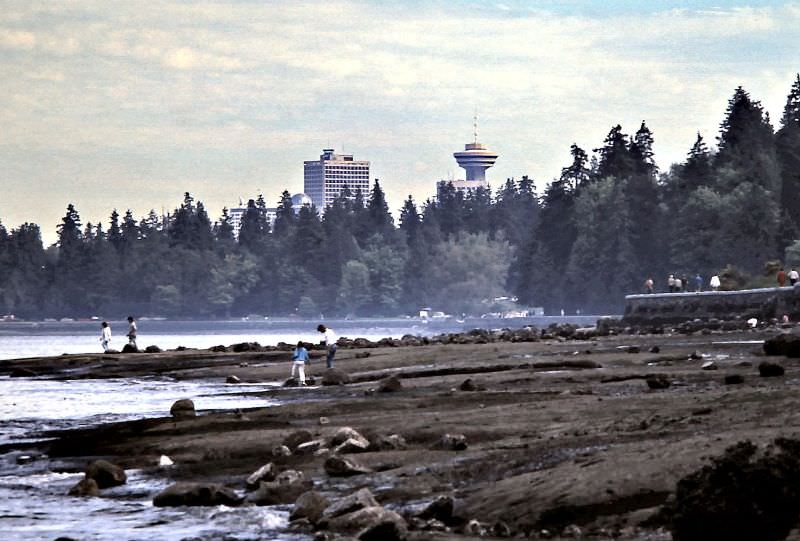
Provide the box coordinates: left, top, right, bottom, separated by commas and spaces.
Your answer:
322, 488, 379, 519
378, 375, 402, 392
103, 349, 120, 354
725, 374, 745, 385
764, 334, 800, 357
459, 378, 480, 391
170, 398, 196, 419
68, 477, 100, 497
153, 482, 242, 507
432, 433, 468, 451
85, 459, 127, 488
10, 368, 37, 377
649, 345, 661, 353
296, 440, 325, 455
418, 495, 454, 523
272, 445, 292, 457
689, 350, 703, 360
247, 469, 312, 505
324, 456, 372, 477
144, 345, 161, 353
666, 439, 800, 541
210, 344, 228, 352
759, 361, 785, 377
245, 462, 276, 490
335, 437, 371, 454
158, 455, 173, 466
326, 506, 407, 540
322, 369, 351, 386
232, 341, 262, 352
493, 520, 513, 537
702, 361, 718, 370
369, 434, 407, 451
291, 490, 330, 524
283, 429, 313, 451
226, 375, 241, 384
121, 344, 139, 353
319, 416, 330, 425
331, 427, 367, 446
646, 375, 671, 390
355, 351, 371, 358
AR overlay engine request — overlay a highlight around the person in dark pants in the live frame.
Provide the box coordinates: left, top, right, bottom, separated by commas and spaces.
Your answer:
317, 324, 338, 369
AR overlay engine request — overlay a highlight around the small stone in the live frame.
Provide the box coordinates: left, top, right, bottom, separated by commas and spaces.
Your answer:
85, 459, 127, 488
68, 477, 100, 497
283, 429, 313, 451
759, 361, 785, 377
324, 456, 372, 477
296, 440, 325, 455
689, 350, 703, 360
646, 375, 670, 390
272, 445, 292, 457
724, 374, 745, 385
378, 375, 402, 392
649, 345, 661, 353
319, 416, 330, 425
431, 433, 468, 451
158, 455, 174, 466
291, 490, 330, 524
226, 375, 241, 384
245, 462, 276, 490
170, 398, 196, 419
701, 361, 718, 370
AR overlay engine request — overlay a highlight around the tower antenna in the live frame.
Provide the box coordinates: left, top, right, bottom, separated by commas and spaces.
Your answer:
473, 109, 478, 144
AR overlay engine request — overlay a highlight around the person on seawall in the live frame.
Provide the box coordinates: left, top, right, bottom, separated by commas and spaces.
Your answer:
127, 316, 137, 349
668, 274, 676, 293
681, 275, 689, 292
100, 321, 111, 352
694, 274, 703, 292
317, 324, 337, 369
710, 275, 721, 291
291, 341, 309, 386
644, 277, 654, 294
778, 268, 787, 287
674, 276, 683, 292
790, 268, 799, 286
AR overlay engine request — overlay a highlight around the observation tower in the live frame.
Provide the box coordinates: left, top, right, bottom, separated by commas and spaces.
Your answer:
453, 116, 498, 183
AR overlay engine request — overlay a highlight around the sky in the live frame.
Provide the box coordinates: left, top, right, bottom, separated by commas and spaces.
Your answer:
1, 1, 800, 245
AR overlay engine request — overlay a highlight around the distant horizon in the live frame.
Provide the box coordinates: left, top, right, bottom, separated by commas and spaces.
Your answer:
2, 1, 799, 243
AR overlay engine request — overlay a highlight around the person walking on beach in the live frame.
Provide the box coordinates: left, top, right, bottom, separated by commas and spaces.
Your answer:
644, 277, 654, 294
126, 316, 138, 349
291, 341, 309, 385
317, 324, 337, 369
778, 268, 787, 287
790, 268, 799, 286
100, 321, 112, 352
710, 275, 721, 291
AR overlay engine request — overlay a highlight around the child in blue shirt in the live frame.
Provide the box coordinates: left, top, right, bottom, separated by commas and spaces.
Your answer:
292, 341, 309, 386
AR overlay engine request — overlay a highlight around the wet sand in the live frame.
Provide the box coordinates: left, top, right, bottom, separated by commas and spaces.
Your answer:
4, 329, 800, 539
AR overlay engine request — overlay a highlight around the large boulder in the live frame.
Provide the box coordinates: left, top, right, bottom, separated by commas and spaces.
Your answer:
417, 495, 454, 523
68, 477, 100, 497
144, 345, 161, 353
170, 398, 196, 419
369, 434, 407, 451
121, 344, 139, 353
291, 490, 330, 524
153, 482, 242, 507
759, 361, 785, 378
322, 369, 352, 386
247, 469, 313, 505
331, 427, 369, 447
335, 438, 370, 454
283, 429, 314, 452
322, 488, 379, 519
85, 460, 127, 488
245, 462, 276, 490
324, 456, 372, 477
327, 506, 408, 540
763, 333, 800, 357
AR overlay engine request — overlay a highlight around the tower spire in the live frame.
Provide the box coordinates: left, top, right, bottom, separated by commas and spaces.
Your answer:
473, 110, 478, 144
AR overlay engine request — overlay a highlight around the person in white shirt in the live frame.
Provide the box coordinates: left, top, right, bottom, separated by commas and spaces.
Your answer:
317, 324, 338, 369
710, 275, 721, 291
790, 268, 800, 286
100, 321, 112, 352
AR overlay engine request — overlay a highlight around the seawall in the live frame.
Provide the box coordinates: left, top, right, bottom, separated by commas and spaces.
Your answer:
623, 285, 800, 324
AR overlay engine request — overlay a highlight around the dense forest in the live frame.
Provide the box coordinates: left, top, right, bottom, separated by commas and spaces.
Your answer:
1, 76, 800, 319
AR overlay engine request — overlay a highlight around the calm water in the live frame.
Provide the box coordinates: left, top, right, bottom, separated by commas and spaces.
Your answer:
0, 317, 601, 540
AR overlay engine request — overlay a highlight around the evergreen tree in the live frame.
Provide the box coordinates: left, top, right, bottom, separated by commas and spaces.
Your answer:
108, 209, 122, 250
778, 75, 800, 235
399, 195, 421, 244
367, 179, 395, 239
561, 144, 591, 191
215, 207, 236, 247
273, 191, 296, 240
238, 199, 268, 253
595, 125, 635, 180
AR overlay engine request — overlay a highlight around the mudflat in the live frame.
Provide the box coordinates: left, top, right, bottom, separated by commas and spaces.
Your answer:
4, 329, 799, 540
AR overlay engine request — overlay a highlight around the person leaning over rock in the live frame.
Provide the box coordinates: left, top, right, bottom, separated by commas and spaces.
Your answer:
317, 324, 337, 369
292, 341, 309, 386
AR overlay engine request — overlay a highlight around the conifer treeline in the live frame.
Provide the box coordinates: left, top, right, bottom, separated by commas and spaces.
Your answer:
1, 76, 799, 318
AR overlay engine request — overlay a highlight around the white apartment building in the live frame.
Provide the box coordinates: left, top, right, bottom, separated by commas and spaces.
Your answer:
304, 149, 370, 211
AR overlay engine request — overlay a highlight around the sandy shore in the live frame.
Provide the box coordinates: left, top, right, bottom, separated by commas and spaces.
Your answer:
4, 328, 800, 540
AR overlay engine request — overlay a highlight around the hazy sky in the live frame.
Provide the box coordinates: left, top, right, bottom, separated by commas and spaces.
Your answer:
2, 1, 799, 244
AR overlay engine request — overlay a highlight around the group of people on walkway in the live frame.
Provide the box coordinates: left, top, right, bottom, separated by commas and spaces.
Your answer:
99, 316, 137, 353
776, 268, 800, 287
644, 274, 721, 294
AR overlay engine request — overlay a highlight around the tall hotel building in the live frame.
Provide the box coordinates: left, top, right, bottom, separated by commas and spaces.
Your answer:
304, 149, 370, 211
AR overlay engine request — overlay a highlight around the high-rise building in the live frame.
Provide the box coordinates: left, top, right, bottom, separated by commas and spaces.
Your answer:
304, 149, 370, 210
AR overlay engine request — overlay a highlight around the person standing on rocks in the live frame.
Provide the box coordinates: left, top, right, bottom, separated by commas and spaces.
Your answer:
778, 268, 787, 287
126, 316, 138, 349
317, 324, 337, 369
291, 341, 309, 385
694, 274, 703, 292
710, 275, 721, 291
644, 277, 654, 294
790, 268, 799, 286
668, 274, 676, 293
674, 276, 683, 293
100, 321, 112, 352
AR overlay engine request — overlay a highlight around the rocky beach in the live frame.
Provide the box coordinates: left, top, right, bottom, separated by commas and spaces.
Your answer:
5, 321, 800, 540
